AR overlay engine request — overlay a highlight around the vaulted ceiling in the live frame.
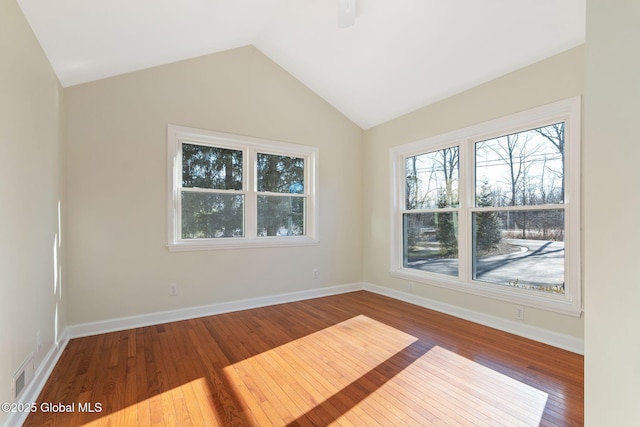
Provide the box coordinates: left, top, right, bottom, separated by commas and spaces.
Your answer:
17, 0, 585, 129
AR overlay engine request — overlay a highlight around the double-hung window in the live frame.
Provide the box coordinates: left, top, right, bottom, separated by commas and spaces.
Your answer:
168, 125, 318, 251
391, 97, 581, 316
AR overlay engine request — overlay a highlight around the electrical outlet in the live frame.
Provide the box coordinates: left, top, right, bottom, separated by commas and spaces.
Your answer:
36, 330, 41, 353
312, 269, 319, 279
408, 282, 414, 293
169, 283, 178, 296
515, 305, 525, 321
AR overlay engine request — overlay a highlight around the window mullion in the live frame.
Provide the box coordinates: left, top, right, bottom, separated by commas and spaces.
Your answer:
458, 139, 474, 282
258, 191, 306, 198
245, 147, 257, 239
390, 97, 581, 316
168, 124, 319, 250
180, 187, 244, 195
470, 204, 566, 213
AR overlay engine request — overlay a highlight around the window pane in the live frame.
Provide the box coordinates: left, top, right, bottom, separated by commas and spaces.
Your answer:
182, 143, 243, 190
473, 209, 564, 293
257, 195, 305, 237
475, 123, 565, 207
405, 147, 459, 209
257, 153, 304, 194
403, 212, 458, 276
181, 192, 244, 238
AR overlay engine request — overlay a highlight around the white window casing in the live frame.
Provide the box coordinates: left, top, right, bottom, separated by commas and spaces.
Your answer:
168, 125, 319, 251
390, 97, 582, 316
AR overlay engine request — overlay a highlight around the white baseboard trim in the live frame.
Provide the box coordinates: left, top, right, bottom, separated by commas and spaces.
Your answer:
2, 280, 582, 427
66, 281, 583, 354
363, 282, 584, 355
2, 330, 71, 427
67, 283, 364, 339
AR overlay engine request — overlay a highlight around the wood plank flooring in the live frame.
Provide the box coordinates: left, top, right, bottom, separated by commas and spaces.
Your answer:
24, 291, 583, 426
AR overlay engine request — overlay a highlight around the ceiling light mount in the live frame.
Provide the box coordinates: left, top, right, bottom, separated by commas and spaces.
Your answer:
338, 0, 356, 28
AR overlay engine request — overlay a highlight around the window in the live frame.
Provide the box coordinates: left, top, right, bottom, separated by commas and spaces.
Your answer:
391, 97, 581, 316
404, 147, 460, 277
168, 125, 318, 251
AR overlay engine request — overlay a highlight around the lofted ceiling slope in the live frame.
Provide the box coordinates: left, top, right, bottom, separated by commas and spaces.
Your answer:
17, 0, 585, 129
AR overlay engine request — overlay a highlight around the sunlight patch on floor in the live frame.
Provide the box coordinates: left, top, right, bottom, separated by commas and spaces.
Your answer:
81, 377, 218, 426
224, 315, 548, 426
224, 315, 418, 423
351, 345, 548, 426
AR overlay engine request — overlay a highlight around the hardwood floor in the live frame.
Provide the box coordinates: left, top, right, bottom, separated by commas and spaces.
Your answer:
24, 291, 583, 426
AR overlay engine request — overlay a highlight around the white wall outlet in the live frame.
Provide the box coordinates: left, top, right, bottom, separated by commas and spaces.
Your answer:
408, 282, 414, 293
515, 305, 525, 321
312, 269, 319, 279
169, 283, 178, 296
36, 330, 41, 353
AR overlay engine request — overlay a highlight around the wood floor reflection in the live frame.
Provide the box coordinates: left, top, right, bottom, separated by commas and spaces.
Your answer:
24, 291, 583, 426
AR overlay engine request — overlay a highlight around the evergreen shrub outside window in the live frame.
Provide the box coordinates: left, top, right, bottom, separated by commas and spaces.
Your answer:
181, 144, 244, 239
391, 98, 582, 316
168, 125, 318, 251
403, 147, 460, 276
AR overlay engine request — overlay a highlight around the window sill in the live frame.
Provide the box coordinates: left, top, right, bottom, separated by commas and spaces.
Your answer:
167, 236, 319, 252
391, 268, 582, 317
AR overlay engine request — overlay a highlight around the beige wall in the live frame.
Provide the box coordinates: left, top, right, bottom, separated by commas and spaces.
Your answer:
584, 0, 640, 424
0, 0, 65, 420
362, 46, 585, 339
8, 1, 640, 422
63, 46, 364, 324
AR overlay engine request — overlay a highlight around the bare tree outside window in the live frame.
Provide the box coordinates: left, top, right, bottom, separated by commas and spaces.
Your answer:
403, 147, 459, 276
405, 147, 459, 209
473, 123, 566, 293
393, 97, 581, 315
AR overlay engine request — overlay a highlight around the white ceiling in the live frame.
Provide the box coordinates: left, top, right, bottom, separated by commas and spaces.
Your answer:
17, 0, 585, 129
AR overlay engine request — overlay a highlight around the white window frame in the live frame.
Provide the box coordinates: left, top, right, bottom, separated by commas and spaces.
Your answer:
168, 125, 319, 252
390, 97, 582, 316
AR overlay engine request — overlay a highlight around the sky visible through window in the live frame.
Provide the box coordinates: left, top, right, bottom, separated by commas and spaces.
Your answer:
404, 122, 566, 294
